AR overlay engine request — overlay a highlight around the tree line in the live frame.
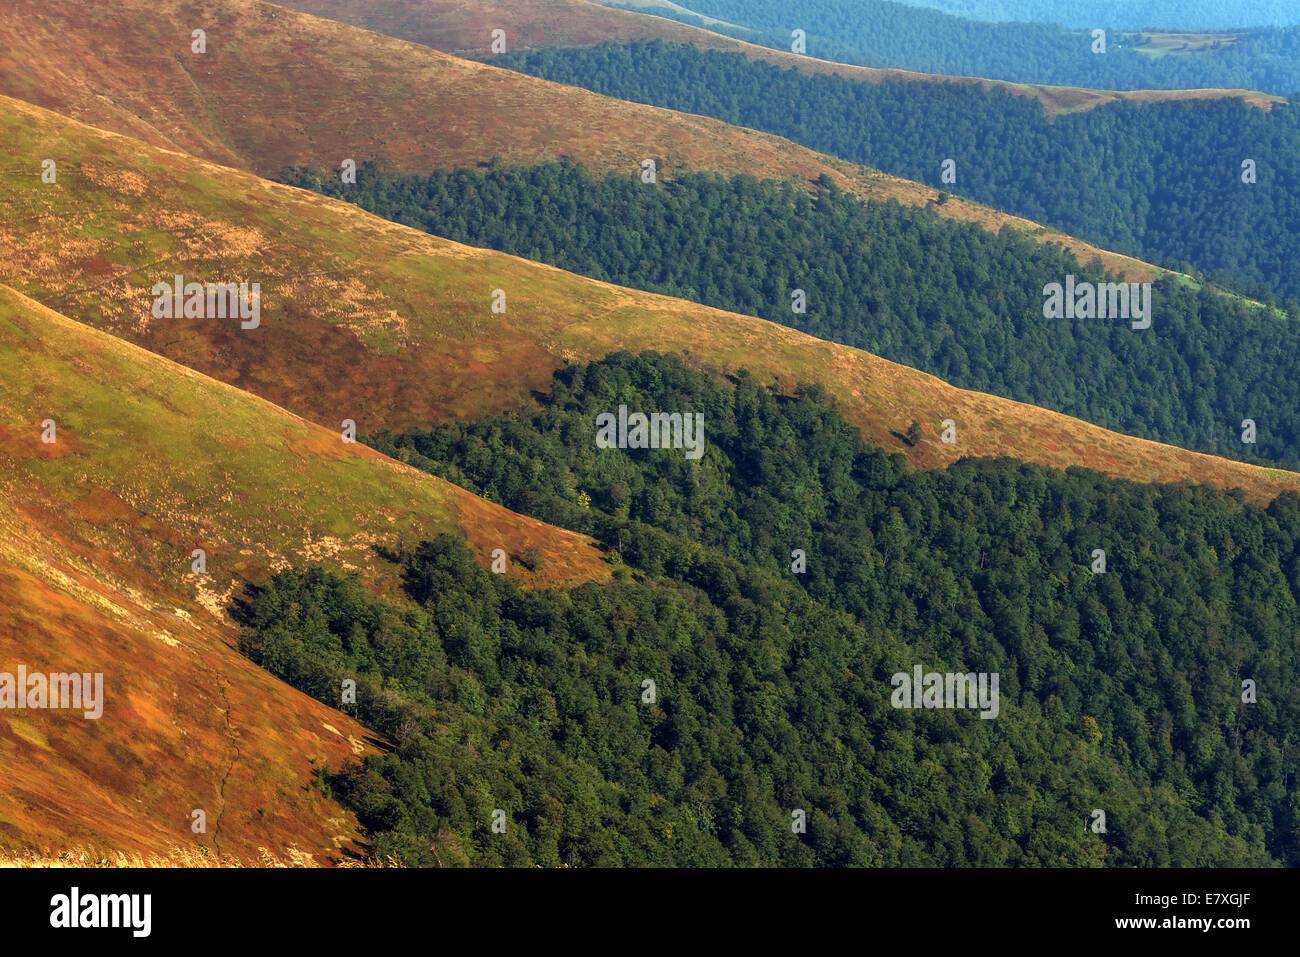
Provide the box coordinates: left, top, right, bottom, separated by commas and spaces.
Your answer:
486, 41, 1300, 303
625, 0, 1300, 93
284, 160, 1300, 467
237, 353, 1300, 866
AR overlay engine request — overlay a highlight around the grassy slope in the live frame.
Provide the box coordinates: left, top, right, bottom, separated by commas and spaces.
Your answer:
3, 95, 1297, 506
0, 0, 887, 180
275, 0, 1286, 115
0, 281, 607, 859
0, 0, 1193, 286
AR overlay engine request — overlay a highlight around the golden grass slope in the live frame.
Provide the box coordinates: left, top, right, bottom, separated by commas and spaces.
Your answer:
0, 534, 366, 865
0, 846, 339, 868
0, 0, 1200, 286
2, 95, 1297, 506
274, 0, 1285, 115
0, 0, 867, 181
0, 280, 607, 859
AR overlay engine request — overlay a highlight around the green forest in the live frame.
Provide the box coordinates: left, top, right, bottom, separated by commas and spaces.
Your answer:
881, 0, 1300, 30
236, 353, 1300, 866
485, 42, 1300, 302
621, 0, 1300, 92
283, 161, 1300, 467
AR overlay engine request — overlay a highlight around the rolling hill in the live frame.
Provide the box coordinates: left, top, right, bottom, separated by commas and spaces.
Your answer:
0, 279, 608, 860
0, 0, 889, 178
0, 0, 1237, 289
273, 0, 1284, 114
588, 0, 1300, 96
3, 0, 1299, 873
3, 94, 1298, 506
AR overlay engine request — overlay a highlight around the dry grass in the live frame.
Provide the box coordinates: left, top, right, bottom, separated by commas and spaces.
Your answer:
275, 0, 1285, 117
2, 847, 312, 868
0, 2, 1296, 866
1138, 33, 1242, 54
0, 0, 1234, 288
0, 845, 395, 867
0, 278, 607, 863
2, 95, 1296, 506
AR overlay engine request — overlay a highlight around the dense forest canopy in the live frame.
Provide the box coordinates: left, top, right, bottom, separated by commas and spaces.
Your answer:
283, 161, 1300, 468
609, 1, 1300, 94
879, 0, 1300, 29
238, 353, 1300, 866
485, 42, 1300, 303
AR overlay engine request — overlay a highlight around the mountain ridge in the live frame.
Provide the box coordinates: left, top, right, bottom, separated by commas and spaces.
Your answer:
0, 277, 609, 858
0, 0, 1248, 291
274, 0, 1284, 114
3, 94, 1298, 506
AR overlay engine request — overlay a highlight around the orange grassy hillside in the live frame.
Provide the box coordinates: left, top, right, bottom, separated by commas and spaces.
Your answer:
0, 0, 1211, 285
2, 96, 1297, 506
0, 0, 874, 181
0, 281, 607, 859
